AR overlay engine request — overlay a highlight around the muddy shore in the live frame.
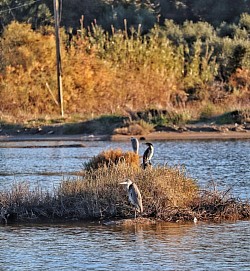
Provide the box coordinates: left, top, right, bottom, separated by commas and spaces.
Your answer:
1, 122, 250, 142
0, 130, 250, 142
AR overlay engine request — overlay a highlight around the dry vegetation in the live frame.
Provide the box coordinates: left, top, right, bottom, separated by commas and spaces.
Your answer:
0, 18, 250, 125
1, 150, 249, 224
84, 149, 140, 170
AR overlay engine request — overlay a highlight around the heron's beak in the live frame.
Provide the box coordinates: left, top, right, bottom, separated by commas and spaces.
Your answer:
119, 182, 127, 185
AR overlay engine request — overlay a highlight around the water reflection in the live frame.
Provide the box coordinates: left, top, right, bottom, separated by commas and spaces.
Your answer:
0, 140, 249, 270
0, 221, 249, 270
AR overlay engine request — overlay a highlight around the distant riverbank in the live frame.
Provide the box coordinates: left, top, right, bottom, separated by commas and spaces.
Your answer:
1, 114, 250, 142
1, 129, 250, 143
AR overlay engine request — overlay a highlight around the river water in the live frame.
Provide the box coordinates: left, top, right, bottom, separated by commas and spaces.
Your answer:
0, 139, 250, 270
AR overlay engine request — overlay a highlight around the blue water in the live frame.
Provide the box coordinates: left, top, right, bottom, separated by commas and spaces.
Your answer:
0, 140, 249, 198
0, 221, 249, 270
0, 139, 249, 270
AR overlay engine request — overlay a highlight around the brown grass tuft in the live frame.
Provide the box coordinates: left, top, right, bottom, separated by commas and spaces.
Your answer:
114, 120, 155, 135
84, 149, 140, 170
191, 187, 250, 222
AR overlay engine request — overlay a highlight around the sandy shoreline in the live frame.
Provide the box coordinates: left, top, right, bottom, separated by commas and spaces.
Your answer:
112, 131, 250, 141
0, 130, 250, 142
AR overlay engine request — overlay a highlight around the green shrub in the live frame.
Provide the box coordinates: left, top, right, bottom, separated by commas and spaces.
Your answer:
200, 103, 218, 120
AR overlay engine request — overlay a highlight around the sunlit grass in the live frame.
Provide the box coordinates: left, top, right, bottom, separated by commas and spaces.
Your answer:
1, 150, 249, 224
1, 21, 249, 120
84, 149, 140, 170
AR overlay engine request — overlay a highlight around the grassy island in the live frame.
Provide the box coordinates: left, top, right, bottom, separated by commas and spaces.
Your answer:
1, 149, 249, 225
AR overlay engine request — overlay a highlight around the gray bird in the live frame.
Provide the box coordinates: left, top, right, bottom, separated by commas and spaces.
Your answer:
131, 137, 139, 154
120, 179, 143, 219
142, 142, 154, 169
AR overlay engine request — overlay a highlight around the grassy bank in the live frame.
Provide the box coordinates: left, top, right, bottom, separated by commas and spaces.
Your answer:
1, 151, 249, 224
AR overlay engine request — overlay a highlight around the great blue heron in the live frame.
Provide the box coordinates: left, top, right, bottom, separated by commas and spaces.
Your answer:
131, 137, 139, 154
142, 142, 154, 169
120, 179, 143, 219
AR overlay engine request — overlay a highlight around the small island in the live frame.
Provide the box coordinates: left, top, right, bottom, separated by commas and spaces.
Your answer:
1, 149, 249, 225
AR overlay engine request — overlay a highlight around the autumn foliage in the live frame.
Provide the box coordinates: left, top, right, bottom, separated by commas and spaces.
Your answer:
0, 19, 250, 121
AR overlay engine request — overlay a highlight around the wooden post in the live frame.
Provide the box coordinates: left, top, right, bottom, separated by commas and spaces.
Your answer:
53, 0, 64, 117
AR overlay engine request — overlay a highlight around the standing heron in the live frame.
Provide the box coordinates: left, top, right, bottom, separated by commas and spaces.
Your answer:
120, 179, 143, 219
131, 137, 139, 154
142, 142, 154, 169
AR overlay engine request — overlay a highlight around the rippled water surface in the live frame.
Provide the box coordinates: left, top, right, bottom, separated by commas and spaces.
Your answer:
0, 140, 250, 198
0, 221, 249, 271
0, 139, 250, 270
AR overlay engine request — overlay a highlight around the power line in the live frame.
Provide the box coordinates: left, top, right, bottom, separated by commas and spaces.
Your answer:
0, 0, 42, 15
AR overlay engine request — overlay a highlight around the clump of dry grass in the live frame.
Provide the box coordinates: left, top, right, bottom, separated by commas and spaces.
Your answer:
114, 120, 155, 135
84, 149, 140, 170
191, 186, 250, 222
0, 182, 53, 223
56, 162, 198, 221
0, 158, 249, 224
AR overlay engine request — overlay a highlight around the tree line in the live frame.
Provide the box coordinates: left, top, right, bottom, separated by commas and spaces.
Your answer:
0, 0, 249, 33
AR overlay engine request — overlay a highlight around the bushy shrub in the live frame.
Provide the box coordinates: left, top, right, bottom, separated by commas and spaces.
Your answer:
182, 21, 216, 44
98, 3, 156, 33
84, 149, 140, 170
238, 13, 250, 34
0, 17, 250, 121
1, 162, 249, 223
0, 22, 57, 115
163, 19, 184, 45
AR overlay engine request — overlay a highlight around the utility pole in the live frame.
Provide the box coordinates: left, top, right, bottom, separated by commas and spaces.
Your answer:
53, 0, 64, 117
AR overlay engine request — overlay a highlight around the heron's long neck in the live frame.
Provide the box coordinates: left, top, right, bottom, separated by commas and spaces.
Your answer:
128, 183, 133, 190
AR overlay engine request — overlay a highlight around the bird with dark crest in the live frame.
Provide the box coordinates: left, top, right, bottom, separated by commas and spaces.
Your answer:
120, 179, 143, 219
142, 142, 154, 169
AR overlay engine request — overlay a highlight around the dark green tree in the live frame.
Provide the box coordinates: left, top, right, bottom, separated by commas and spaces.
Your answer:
159, 0, 250, 26
97, 0, 159, 32
1, 0, 250, 34
189, 0, 250, 26
0, 0, 52, 33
